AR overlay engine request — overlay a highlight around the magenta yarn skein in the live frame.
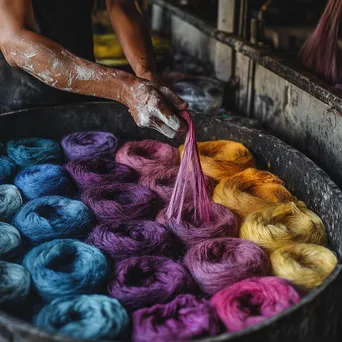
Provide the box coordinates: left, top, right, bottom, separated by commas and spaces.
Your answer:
211, 277, 301, 332
132, 294, 222, 342
62, 131, 118, 161
115, 140, 179, 175
156, 203, 239, 247
87, 221, 183, 260
184, 238, 271, 295
108, 256, 196, 311
65, 158, 138, 190
82, 183, 160, 223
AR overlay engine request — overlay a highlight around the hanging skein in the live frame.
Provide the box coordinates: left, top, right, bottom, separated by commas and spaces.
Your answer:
61, 131, 118, 161
87, 220, 182, 260
108, 255, 196, 311
23, 239, 108, 302
184, 237, 271, 295
213, 168, 295, 219
7, 137, 61, 168
270, 243, 337, 291
65, 158, 138, 190
0, 222, 22, 260
299, 0, 342, 84
0, 261, 31, 311
211, 277, 301, 332
240, 202, 327, 253
179, 140, 255, 181
0, 156, 16, 184
132, 294, 222, 342
82, 183, 160, 223
15, 164, 75, 199
35, 295, 130, 340
0, 184, 23, 222
115, 140, 180, 175
14, 196, 93, 245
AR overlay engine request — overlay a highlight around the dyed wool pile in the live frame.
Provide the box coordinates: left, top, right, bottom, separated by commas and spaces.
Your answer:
0, 117, 337, 341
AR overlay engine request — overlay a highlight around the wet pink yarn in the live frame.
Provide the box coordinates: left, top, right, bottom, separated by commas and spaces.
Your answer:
115, 140, 180, 175
184, 238, 271, 295
81, 183, 160, 223
108, 256, 196, 312
211, 277, 301, 332
65, 158, 138, 190
86, 220, 182, 260
132, 294, 222, 342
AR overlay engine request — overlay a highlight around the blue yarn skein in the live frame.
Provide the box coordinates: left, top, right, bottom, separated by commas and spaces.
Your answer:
13, 196, 93, 245
0, 156, 16, 184
7, 138, 62, 169
23, 239, 108, 302
0, 184, 23, 222
15, 164, 75, 200
0, 261, 31, 308
0, 222, 21, 260
35, 295, 130, 340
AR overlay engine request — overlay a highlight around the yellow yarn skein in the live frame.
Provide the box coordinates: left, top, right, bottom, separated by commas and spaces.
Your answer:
179, 140, 256, 181
270, 243, 337, 291
213, 168, 295, 219
240, 202, 327, 253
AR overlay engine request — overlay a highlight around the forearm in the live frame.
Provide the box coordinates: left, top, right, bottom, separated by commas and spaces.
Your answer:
107, 0, 156, 78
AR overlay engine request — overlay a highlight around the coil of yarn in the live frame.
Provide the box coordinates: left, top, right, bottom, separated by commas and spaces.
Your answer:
179, 140, 255, 181
0, 222, 21, 260
108, 256, 196, 311
87, 220, 181, 260
82, 183, 160, 223
156, 203, 239, 247
65, 158, 138, 190
15, 164, 75, 199
6, 137, 61, 168
184, 237, 271, 295
23, 239, 108, 301
0, 184, 23, 222
240, 202, 327, 253
211, 277, 301, 332
213, 168, 295, 219
14, 196, 93, 245
270, 243, 338, 291
0, 261, 31, 310
115, 140, 180, 174
35, 295, 130, 340
132, 294, 222, 342
61, 131, 118, 161
0, 156, 16, 184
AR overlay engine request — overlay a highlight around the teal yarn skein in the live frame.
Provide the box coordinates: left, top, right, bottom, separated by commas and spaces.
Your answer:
35, 295, 130, 340
0, 184, 23, 222
0, 156, 16, 184
13, 196, 93, 245
0, 222, 21, 260
14, 164, 75, 200
23, 239, 108, 302
7, 137, 62, 169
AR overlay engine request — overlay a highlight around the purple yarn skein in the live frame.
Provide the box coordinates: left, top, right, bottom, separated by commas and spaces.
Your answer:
132, 294, 222, 342
108, 256, 196, 311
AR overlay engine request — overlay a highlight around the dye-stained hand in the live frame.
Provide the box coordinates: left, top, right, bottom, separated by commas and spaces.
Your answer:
123, 77, 188, 139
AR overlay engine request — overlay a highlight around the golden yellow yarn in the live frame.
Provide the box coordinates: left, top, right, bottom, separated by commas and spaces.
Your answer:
179, 140, 256, 181
240, 202, 327, 253
270, 243, 337, 291
213, 168, 295, 219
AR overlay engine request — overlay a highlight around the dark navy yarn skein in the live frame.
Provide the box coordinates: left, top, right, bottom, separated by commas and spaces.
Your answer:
35, 295, 130, 340
0, 222, 22, 260
23, 239, 108, 302
0, 184, 23, 222
14, 196, 93, 245
15, 164, 75, 199
0, 156, 16, 184
7, 138, 62, 168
